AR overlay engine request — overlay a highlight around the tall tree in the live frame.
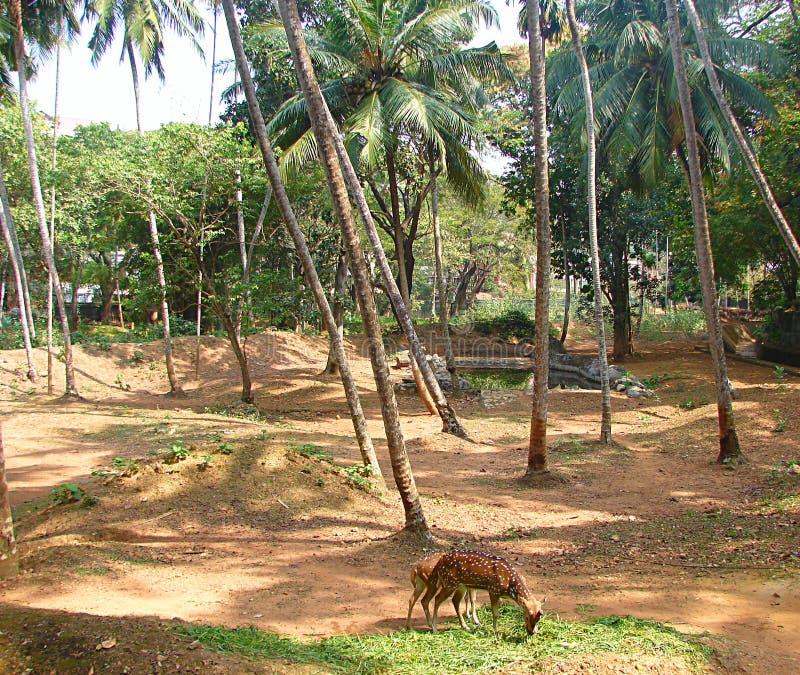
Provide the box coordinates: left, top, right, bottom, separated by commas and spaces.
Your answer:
525, 0, 552, 476
565, 0, 611, 443
9, 0, 79, 397
86, 0, 206, 395
683, 0, 800, 268
275, 0, 431, 537
664, 0, 742, 464
220, 0, 384, 484
0, 163, 36, 381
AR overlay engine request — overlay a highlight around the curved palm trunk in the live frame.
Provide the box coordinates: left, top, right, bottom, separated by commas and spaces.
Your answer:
683, 0, 800, 269
220, 0, 383, 486
526, 0, 552, 475
430, 158, 456, 375
208, 3, 218, 126
0, 169, 36, 381
48, 15, 62, 394
323, 249, 347, 376
665, 0, 743, 464
127, 42, 182, 396
275, 0, 429, 533
566, 0, 611, 443
11, 0, 78, 397
560, 221, 571, 344
0, 424, 18, 578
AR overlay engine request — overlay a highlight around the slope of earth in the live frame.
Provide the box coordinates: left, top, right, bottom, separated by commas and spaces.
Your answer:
0, 329, 798, 673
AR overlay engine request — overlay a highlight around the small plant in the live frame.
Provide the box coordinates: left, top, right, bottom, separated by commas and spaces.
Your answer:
343, 463, 373, 492
149, 360, 159, 371
315, 478, 325, 487
575, 603, 596, 614
197, 455, 213, 471
94, 334, 112, 352
290, 442, 331, 460
640, 373, 670, 389
772, 409, 788, 433
51, 483, 86, 504
111, 456, 140, 476
773, 366, 786, 384
130, 349, 146, 363
216, 442, 235, 455
164, 440, 190, 464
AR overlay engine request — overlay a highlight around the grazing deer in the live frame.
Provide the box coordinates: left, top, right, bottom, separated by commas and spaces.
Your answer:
421, 550, 545, 634
406, 552, 478, 629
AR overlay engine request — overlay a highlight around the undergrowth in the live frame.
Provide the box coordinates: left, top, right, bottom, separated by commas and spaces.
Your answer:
176, 608, 712, 674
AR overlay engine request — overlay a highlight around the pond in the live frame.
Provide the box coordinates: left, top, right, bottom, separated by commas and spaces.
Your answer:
459, 367, 600, 390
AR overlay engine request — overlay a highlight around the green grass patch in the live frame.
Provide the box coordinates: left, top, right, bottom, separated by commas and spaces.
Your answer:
460, 368, 531, 390
175, 608, 712, 673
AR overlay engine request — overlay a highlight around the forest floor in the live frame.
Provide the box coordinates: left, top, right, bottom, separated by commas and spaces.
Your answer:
0, 326, 798, 674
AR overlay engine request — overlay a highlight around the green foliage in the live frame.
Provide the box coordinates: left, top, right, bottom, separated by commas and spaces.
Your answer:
452, 300, 549, 341
772, 410, 788, 433
164, 441, 190, 464
460, 368, 531, 390
637, 310, 706, 340
342, 463, 374, 492
176, 611, 712, 673
290, 442, 331, 461
51, 483, 95, 507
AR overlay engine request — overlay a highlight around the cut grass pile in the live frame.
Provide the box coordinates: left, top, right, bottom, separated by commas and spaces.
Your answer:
176, 607, 713, 673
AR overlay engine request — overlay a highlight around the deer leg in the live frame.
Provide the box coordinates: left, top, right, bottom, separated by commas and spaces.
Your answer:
490, 593, 500, 632
452, 588, 470, 630
468, 589, 480, 625
406, 578, 426, 629
420, 582, 437, 628
431, 585, 454, 631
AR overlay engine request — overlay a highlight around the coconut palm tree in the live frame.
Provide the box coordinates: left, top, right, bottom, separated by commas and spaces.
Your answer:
549, 0, 781, 189
219, 0, 384, 485
524, 0, 552, 476
274, 0, 432, 538
682, 0, 800, 267
8, 0, 80, 397
664, 0, 742, 464
85, 0, 205, 395
564, 0, 612, 443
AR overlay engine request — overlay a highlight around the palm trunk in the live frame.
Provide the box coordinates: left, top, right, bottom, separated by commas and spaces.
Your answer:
665, 0, 743, 464
430, 157, 456, 375
208, 4, 218, 126
11, 0, 78, 397
217, 305, 252, 402
560, 221, 570, 343
0, 424, 18, 579
0, 169, 36, 381
323, 249, 347, 376
275, 0, 430, 532
127, 42, 182, 395
683, 0, 800, 268
221, 0, 384, 486
235, 169, 247, 337
526, 0, 552, 475
566, 0, 611, 443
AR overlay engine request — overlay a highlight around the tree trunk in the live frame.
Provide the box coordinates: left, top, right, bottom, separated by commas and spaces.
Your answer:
566, 0, 611, 443
560, 221, 571, 344
221, 0, 384, 487
0, 424, 18, 579
208, 4, 218, 126
430, 158, 456, 375
636, 257, 646, 335
235, 168, 247, 337
128, 44, 182, 396
275, 0, 431, 533
11, 0, 78, 397
665, 0, 743, 464
0, 169, 36, 381
684, 0, 800, 269
387, 148, 437, 416
665, 235, 671, 311
0, 171, 34, 339
526, 0, 552, 475
323, 249, 347, 376
218, 305, 253, 403
610, 232, 632, 360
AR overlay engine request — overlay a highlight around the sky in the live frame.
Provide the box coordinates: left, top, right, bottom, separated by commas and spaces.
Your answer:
27, 1, 525, 132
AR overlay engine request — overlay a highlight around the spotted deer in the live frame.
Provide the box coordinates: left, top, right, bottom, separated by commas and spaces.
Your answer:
421, 550, 545, 634
406, 552, 478, 629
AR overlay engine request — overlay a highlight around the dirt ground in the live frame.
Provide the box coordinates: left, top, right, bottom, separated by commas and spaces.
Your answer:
0, 327, 798, 673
